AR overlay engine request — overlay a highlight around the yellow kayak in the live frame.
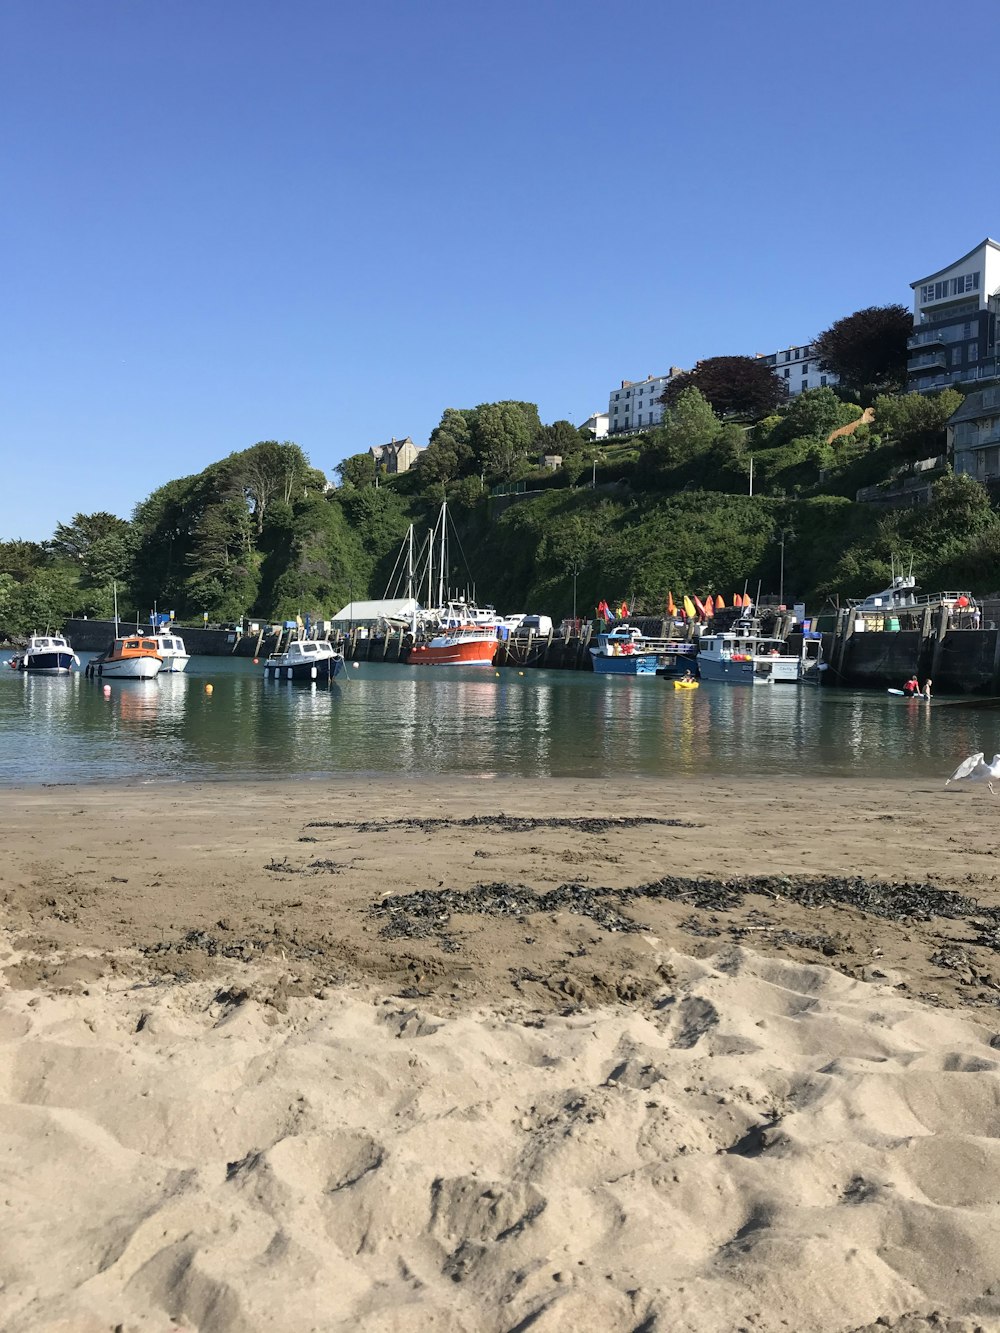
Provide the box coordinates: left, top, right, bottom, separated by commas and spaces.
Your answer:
672, 679, 699, 690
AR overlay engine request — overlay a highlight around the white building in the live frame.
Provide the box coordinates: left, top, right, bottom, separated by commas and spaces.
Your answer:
908, 238, 1000, 393
607, 371, 682, 434
578, 411, 609, 439
756, 344, 837, 396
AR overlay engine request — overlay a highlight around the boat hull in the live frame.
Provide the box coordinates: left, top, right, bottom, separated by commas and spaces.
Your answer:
14, 651, 77, 674
263, 657, 344, 682
590, 652, 660, 677
697, 656, 800, 685
92, 657, 162, 679
408, 639, 497, 666
158, 656, 190, 673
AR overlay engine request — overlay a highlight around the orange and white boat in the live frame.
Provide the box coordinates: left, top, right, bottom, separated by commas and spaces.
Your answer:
85, 634, 162, 680
408, 623, 497, 667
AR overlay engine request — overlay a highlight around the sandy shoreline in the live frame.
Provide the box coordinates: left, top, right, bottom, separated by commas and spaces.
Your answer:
3, 777, 1000, 1331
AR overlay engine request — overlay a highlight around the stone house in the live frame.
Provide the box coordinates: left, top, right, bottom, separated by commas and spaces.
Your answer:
369, 436, 421, 474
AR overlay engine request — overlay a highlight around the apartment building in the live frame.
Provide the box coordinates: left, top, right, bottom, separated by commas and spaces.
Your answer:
756, 344, 837, 395
607, 371, 682, 434
908, 238, 1000, 393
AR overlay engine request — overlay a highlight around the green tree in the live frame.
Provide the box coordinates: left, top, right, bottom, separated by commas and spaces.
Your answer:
535, 420, 587, 460
417, 408, 475, 483
765, 387, 861, 449
471, 401, 542, 477
336, 452, 378, 488
814, 305, 912, 396
229, 440, 310, 535
663, 357, 786, 419
872, 388, 963, 458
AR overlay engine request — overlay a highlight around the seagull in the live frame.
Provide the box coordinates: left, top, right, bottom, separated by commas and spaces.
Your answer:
945, 752, 1000, 793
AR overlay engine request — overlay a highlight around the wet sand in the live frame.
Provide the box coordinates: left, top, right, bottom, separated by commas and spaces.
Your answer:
2, 776, 1000, 1331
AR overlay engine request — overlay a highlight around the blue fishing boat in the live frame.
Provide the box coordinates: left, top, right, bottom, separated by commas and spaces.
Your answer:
589, 626, 660, 677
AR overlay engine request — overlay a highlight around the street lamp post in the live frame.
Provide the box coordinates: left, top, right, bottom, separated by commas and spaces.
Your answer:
571, 563, 579, 629
777, 529, 795, 607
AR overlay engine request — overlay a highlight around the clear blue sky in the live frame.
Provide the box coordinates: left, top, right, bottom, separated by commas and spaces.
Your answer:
4, 0, 1000, 540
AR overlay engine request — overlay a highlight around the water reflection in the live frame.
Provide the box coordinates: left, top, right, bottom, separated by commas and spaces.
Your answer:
0, 652, 993, 786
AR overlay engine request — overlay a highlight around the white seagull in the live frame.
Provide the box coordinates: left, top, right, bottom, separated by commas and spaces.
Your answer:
945, 752, 1000, 793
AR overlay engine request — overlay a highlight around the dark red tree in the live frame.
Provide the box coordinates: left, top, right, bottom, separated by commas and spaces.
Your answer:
662, 356, 787, 419
813, 304, 912, 394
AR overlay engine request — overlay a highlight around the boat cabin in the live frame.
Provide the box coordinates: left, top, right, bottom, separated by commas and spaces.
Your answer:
27, 634, 71, 652
595, 626, 654, 657
114, 638, 161, 657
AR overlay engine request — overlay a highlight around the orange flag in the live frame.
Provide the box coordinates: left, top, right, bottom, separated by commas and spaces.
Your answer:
715, 593, 726, 609
733, 593, 743, 608
667, 591, 676, 616
704, 595, 715, 617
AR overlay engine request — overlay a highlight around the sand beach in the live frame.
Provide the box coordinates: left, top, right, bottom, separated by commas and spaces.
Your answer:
2, 775, 1000, 1332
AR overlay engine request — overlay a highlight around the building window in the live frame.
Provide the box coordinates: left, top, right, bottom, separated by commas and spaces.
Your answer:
969, 343, 979, 362
614, 393, 619, 401
952, 348, 963, 366
820, 376, 827, 386
783, 368, 790, 378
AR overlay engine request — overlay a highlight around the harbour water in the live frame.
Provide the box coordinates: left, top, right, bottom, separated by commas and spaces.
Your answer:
1, 652, 993, 788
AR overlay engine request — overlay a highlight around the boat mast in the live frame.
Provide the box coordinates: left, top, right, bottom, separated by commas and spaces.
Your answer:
437, 501, 446, 609
407, 525, 417, 634
113, 581, 120, 638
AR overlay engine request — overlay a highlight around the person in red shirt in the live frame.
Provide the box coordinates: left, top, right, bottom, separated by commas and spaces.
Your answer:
903, 675, 920, 697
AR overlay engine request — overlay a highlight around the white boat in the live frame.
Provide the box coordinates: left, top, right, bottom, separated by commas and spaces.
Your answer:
263, 638, 344, 682
153, 628, 190, 673
697, 618, 823, 686
8, 633, 79, 675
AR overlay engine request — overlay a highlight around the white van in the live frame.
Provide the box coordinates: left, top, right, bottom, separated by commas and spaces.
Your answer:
520, 614, 553, 635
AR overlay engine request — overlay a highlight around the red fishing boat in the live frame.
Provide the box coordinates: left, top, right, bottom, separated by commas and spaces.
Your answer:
408, 623, 497, 666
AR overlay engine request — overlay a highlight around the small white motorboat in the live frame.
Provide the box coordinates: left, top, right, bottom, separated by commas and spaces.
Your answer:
262, 638, 344, 682
8, 633, 80, 675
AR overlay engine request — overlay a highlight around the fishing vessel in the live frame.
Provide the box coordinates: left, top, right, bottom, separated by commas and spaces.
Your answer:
85, 635, 163, 680
262, 639, 345, 682
696, 617, 823, 685
589, 626, 660, 677
8, 633, 79, 675
407, 623, 498, 666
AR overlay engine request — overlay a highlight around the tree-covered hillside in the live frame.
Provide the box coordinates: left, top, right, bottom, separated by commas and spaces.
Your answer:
2, 371, 998, 638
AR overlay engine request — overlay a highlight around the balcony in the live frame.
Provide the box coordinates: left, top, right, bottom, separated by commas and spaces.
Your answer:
907, 331, 945, 350
907, 349, 948, 373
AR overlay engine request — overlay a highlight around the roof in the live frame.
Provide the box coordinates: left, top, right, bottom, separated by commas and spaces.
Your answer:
331, 597, 419, 622
911, 238, 1000, 288
947, 384, 1000, 425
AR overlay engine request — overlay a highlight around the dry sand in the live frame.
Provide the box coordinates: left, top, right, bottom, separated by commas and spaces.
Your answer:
2, 776, 1000, 1332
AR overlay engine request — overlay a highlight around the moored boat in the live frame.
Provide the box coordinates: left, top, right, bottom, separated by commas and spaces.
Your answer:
153, 628, 190, 673
263, 638, 344, 682
590, 626, 660, 677
85, 635, 162, 680
696, 617, 822, 685
8, 633, 79, 675
407, 623, 498, 667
